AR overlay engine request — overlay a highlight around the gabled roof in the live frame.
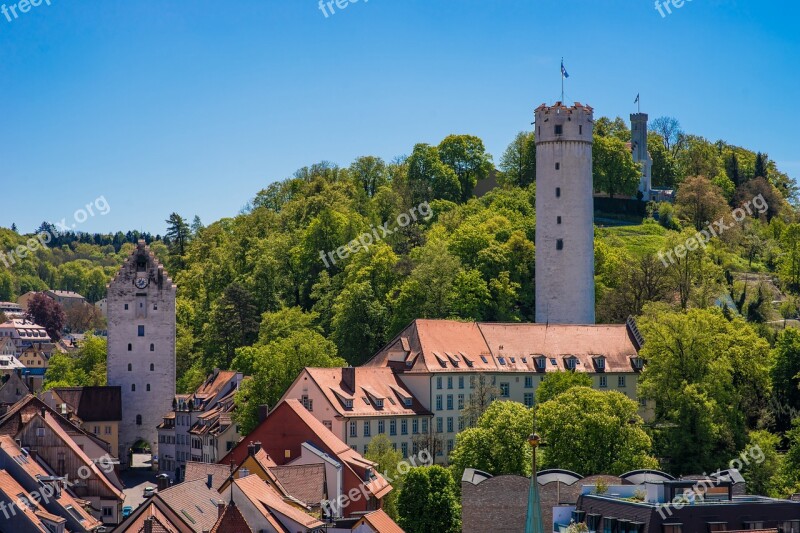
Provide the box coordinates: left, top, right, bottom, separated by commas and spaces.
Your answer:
365, 319, 641, 374
47, 386, 122, 421
156, 478, 223, 533
0, 434, 103, 530
287, 367, 430, 418
270, 464, 326, 507
233, 474, 323, 529
210, 501, 253, 533
354, 509, 405, 533
184, 462, 232, 491
0, 470, 66, 530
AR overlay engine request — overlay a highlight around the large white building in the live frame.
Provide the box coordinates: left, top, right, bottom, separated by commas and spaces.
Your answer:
534, 101, 596, 325
106, 240, 176, 466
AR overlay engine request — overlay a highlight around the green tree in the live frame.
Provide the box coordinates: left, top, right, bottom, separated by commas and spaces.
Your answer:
674, 175, 728, 230
438, 135, 493, 202
535, 371, 593, 404
593, 135, 640, 198
406, 144, 461, 204
233, 330, 345, 434
499, 131, 536, 187
365, 434, 404, 520
0, 270, 13, 301
648, 132, 679, 188
397, 466, 460, 533
779, 223, 800, 291
205, 282, 260, 369
741, 430, 783, 497
538, 387, 658, 475
771, 328, 800, 432
165, 213, 191, 267
26, 293, 65, 341
350, 156, 388, 198
450, 401, 534, 481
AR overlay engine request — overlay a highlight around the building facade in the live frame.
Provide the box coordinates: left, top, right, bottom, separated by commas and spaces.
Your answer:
107, 240, 176, 466
534, 101, 596, 325
631, 112, 654, 201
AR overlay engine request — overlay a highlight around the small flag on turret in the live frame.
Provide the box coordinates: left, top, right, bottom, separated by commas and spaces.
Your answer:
634, 93, 640, 104
561, 60, 569, 79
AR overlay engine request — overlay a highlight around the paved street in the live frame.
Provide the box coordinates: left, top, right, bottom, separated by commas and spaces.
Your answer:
120, 454, 157, 511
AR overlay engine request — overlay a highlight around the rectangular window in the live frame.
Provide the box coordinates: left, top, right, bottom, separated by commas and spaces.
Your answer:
524, 393, 534, 407
323, 420, 332, 430
447, 395, 453, 410
500, 383, 510, 397
436, 376, 442, 389
555, 162, 560, 170
579, 125, 583, 135
349, 421, 357, 438
447, 439, 454, 453
618, 376, 626, 388
600, 376, 607, 388
556, 187, 561, 198
557, 216, 562, 224
378, 420, 385, 434
524, 376, 533, 388
390, 420, 397, 436
436, 395, 443, 410
422, 418, 428, 433
555, 125, 563, 135
412, 419, 419, 434
401, 442, 408, 457
102, 506, 113, 517
459, 417, 465, 431
401, 419, 408, 435
447, 417, 454, 433
363, 421, 370, 437
458, 376, 464, 389
447, 377, 453, 389
457, 394, 464, 410
436, 417, 443, 433
556, 239, 564, 250
138, 325, 145, 336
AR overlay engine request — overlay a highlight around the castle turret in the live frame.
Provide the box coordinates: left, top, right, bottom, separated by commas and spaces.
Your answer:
534, 102, 595, 324
631, 112, 653, 200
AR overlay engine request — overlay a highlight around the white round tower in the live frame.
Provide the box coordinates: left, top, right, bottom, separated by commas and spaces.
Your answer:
534, 101, 595, 324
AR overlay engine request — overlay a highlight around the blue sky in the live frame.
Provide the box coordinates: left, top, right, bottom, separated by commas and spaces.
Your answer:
2, 0, 798, 234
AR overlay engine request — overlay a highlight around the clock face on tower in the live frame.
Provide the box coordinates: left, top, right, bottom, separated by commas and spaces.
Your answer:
134, 277, 149, 289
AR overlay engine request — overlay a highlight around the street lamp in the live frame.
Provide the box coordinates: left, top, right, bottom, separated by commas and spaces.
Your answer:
524, 431, 544, 533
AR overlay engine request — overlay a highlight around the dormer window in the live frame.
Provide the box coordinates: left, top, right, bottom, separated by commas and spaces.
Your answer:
564, 356, 578, 371
375, 399, 384, 409
403, 398, 412, 407
593, 356, 606, 371
535, 356, 547, 372
631, 356, 645, 371
344, 399, 353, 409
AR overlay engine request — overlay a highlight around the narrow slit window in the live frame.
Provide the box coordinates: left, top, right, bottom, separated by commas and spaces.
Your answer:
557, 216, 562, 224
556, 239, 564, 250
555, 162, 560, 170
555, 125, 563, 135
556, 187, 561, 198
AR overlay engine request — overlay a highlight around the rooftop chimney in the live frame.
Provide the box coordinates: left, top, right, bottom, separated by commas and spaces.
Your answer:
217, 501, 225, 518
206, 474, 213, 489
342, 366, 356, 393
257, 405, 269, 423
247, 442, 256, 457
144, 517, 153, 533
253, 441, 261, 454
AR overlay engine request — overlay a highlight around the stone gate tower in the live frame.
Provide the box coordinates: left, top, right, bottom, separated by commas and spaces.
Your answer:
534, 102, 595, 324
107, 241, 176, 466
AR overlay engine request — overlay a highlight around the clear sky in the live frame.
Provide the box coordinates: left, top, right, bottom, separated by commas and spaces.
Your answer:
2, 0, 798, 234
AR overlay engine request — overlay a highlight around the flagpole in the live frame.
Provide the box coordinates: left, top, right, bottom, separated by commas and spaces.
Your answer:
561, 57, 564, 103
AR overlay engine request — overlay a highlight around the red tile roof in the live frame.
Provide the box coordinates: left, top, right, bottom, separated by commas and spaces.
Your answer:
270, 463, 326, 506
234, 474, 323, 529
355, 509, 405, 533
366, 319, 641, 374
210, 501, 253, 533
290, 367, 430, 418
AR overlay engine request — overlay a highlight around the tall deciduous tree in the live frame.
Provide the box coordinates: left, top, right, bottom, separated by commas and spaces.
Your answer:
771, 328, 800, 432
537, 387, 658, 475
499, 131, 536, 187
397, 466, 460, 533
593, 135, 641, 198
365, 434, 404, 520
674, 175, 728, 230
206, 282, 260, 369
350, 156, 389, 198
650, 116, 684, 155
438, 135, 493, 202
26, 293, 65, 341
535, 371, 593, 404
406, 144, 461, 204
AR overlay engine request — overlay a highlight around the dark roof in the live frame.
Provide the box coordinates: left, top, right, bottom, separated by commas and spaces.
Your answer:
50, 386, 122, 421
270, 464, 326, 506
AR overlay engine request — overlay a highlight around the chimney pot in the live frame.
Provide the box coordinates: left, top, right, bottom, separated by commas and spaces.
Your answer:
206, 473, 213, 489
217, 500, 225, 518
254, 441, 261, 454
257, 405, 269, 423
247, 442, 256, 457
144, 517, 153, 533
342, 366, 356, 393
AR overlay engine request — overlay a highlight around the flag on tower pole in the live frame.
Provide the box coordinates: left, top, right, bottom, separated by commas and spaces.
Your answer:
560, 58, 569, 102
635, 93, 640, 112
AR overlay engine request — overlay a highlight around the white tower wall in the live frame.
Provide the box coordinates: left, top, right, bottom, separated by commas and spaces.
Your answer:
534, 102, 595, 324
107, 241, 176, 466
631, 113, 653, 200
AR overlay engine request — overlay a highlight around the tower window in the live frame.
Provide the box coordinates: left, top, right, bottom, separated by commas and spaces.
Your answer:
579, 125, 583, 135
555, 125, 563, 135
555, 162, 560, 170
127, 363, 132, 371
146, 384, 151, 392
131, 384, 136, 392
124, 304, 129, 310
136, 415, 142, 426
557, 239, 564, 250
150, 344, 154, 352
127, 343, 132, 351
150, 363, 154, 371
138, 325, 145, 337
557, 216, 562, 224
556, 187, 561, 198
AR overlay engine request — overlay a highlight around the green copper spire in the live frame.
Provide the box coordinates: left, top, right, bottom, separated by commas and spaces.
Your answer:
524, 432, 544, 533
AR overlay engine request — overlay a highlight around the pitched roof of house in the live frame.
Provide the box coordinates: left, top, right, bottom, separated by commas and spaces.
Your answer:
354, 509, 405, 533
0, 434, 103, 530
184, 462, 233, 491
48, 386, 122, 421
0, 470, 67, 530
270, 463, 326, 506
233, 474, 323, 529
291, 367, 430, 418
117, 496, 194, 533
365, 319, 641, 374
0, 395, 124, 499
46, 290, 86, 300
156, 478, 224, 533
209, 501, 253, 533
